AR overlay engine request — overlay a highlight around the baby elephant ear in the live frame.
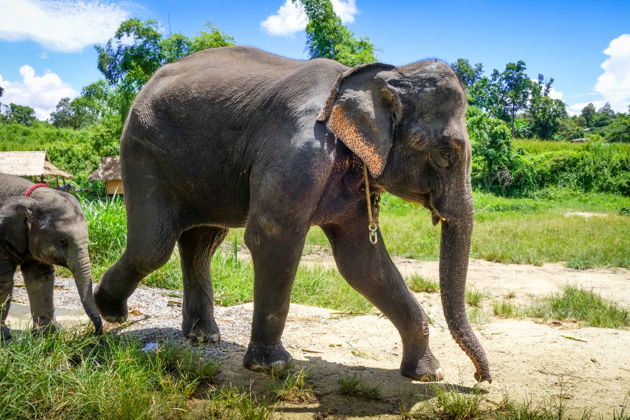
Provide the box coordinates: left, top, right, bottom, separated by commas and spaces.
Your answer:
0, 197, 34, 254
318, 63, 401, 177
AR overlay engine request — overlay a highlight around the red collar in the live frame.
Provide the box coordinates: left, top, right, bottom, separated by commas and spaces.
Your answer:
25, 183, 48, 197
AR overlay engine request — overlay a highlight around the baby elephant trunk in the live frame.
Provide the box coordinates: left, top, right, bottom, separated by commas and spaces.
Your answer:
69, 248, 103, 334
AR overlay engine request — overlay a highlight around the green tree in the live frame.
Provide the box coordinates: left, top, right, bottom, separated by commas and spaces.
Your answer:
526, 74, 568, 139
50, 97, 98, 129
293, 0, 376, 66
557, 116, 585, 140
488, 61, 532, 136
7, 103, 36, 126
451, 58, 484, 88
592, 102, 615, 127
580, 103, 596, 127
602, 112, 630, 142
96, 19, 235, 122
527, 96, 567, 139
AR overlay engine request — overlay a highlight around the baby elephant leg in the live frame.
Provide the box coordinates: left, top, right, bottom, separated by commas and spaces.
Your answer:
0, 257, 17, 340
21, 261, 57, 332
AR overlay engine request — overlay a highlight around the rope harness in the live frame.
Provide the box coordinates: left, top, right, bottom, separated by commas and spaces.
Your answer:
24, 183, 48, 197
362, 165, 380, 245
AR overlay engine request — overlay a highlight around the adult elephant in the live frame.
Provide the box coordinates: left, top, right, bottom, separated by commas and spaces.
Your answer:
95, 46, 491, 383
0, 175, 102, 338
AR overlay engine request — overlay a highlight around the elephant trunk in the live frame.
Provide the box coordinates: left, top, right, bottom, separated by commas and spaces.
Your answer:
438, 187, 491, 382
69, 248, 103, 334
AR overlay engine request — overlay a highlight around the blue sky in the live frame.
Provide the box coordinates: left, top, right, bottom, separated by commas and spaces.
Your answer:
1, 0, 629, 119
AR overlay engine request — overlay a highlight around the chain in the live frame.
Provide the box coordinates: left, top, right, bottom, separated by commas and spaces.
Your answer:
363, 165, 380, 245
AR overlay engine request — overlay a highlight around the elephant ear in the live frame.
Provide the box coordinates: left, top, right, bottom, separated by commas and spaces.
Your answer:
317, 63, 402, 177
0, 197, 35, 254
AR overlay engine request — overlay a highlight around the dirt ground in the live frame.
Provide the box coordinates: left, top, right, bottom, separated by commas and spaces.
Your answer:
8, 256, 630, 418
217, 257, 630, 418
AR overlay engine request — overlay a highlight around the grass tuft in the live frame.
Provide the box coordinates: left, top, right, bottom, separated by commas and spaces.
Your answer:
492, 300, 525, 318
427, 385, 484, 420
338, 373, 381, 400
466, 289, 484, 307
530, 286, 629, 329
269, 368, 316, 403
407, 275, 439, 293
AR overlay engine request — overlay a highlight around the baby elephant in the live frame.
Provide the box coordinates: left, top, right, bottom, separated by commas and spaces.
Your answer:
0, 174, 102, 339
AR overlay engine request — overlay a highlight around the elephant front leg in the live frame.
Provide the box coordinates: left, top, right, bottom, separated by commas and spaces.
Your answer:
178, 226, 228, 343
21, 261, 58, 333
242, 217, 308, 372
322, 217, 443, 381
0, 257, 17, 340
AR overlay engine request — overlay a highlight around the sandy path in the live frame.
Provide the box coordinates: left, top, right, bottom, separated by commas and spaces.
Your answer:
302, 252, 630, 307
7, 256, 630, 418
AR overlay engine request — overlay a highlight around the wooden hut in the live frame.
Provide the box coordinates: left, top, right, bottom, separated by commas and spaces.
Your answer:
89, 157, 123, 195
0, 151, 73, 184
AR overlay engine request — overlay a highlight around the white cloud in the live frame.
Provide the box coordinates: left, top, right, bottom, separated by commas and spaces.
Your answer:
0, 0, 130, 52
0, 65, 77, 119
595, 33, 630, 113
547, 87, 563, 101
261, 0, 358, 37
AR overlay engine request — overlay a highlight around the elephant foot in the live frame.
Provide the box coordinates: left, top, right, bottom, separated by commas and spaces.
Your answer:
94, 285, 128, 323
32, 320, 60, 336
401, 348, 444, 382
243, 342, 293, 372
182, 318, 221, 343
1, 324, 11, 341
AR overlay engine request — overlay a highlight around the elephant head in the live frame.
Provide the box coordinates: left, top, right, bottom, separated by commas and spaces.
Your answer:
0, 192, 102, 334
318, 60, 490, 382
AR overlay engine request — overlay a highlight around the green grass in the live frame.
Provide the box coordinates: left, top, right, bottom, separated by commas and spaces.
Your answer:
514, 138, 630, 155
79, 190, 630, 318
268, 368, 315, 403
407, 275, 439, 293
530, 286, 630, 329
83, 190, 630, 284
466, 289, 484, 307
142, 247, 372, 313
0, 331, 223, 419
426, 384, 484, 420
338, 373, 381, 400
493, 287, 630, 329
492, 300, 524, 318
413, 385, 630, 419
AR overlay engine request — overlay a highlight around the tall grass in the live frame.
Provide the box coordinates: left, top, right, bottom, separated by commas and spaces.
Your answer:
514, 138, 630, 155
81, 196, 127, 269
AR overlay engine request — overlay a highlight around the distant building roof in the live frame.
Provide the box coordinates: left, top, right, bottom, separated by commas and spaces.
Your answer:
89, 156, 121, 181
0, 151, 73, 178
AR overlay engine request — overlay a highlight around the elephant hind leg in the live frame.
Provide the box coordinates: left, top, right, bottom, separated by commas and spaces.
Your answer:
95, 200, 179, 323
178, 225, 228, 342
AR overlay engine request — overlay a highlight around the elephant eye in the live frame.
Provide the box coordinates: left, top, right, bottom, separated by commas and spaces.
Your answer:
56, 238, 68, 247
431, 149, 451, 168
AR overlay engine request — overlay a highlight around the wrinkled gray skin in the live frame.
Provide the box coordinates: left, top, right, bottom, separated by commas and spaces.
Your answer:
0, 175, 102, 338
95, 46, 491, 382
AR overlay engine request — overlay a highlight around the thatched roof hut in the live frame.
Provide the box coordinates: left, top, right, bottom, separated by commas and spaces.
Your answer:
89, 157, 123, 195
0, 151, 73, 180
